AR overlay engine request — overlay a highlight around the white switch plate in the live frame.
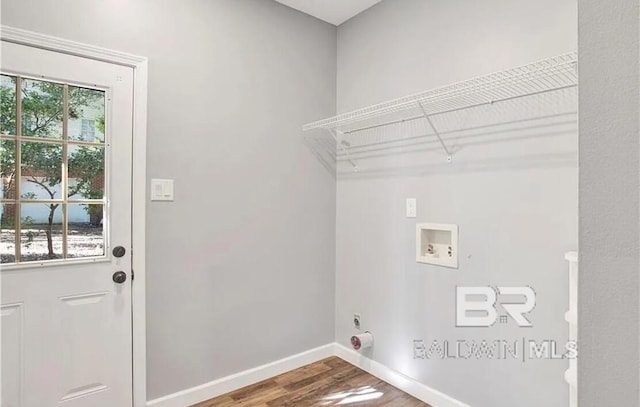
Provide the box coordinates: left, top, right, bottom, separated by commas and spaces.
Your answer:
406, 198, 417, 218
151, 179, 174, 201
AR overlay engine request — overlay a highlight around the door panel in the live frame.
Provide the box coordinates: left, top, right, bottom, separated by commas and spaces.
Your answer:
1, 303, 23, 407
58, 292, 109, 402
1, 41, 134, 407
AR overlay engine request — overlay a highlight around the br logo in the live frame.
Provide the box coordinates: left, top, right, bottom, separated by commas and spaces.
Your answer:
456, 286, 536, 327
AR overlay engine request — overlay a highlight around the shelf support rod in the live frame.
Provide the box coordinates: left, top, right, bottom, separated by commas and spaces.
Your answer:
418, 102, 452, 163
328, 128, 359, 171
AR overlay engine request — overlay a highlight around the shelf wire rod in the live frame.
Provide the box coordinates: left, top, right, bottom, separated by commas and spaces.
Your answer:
335, 112, 577, 156
481, 86, 514, 104
537, 70, 565, 89
328, 128, 359, 171
341, 66, 570, 129
504, 71, 538, 95
424, 67, 555, 106
558, 67, 576, 83
341, 82, 576, 138
540, 71, 564, 88
422, 84, 577, 119
310, 65, 577, 132
464, 65, 555, 95
304, 53, 577, 132
558, 71, 576, 86
419, 74, 519, 108
343, 114, 425, 135
318, 136, 337, 160
506, 66, 561, 89
418, 102, 452, 162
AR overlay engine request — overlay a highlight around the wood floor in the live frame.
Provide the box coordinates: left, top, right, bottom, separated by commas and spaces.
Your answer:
192, 357, 430, 407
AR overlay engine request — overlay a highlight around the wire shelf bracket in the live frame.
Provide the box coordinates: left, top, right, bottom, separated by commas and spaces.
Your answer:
328, 128, 359, 171
418, 101, 452, 163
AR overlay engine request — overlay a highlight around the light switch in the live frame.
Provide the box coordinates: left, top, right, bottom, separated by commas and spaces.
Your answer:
406, 198, 417, 218
151, 179, 174, 201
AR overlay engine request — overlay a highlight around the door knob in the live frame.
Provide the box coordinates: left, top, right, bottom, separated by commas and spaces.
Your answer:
112, 246, 126, 258
112, 271, 127, 284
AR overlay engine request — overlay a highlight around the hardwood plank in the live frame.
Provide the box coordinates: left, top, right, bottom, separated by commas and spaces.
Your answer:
190, 357, 431, 407
323, 357, 351, 369
236, 387, 289, 405
227, 379, 279, 401
272, 360, 332, 386
191, 395, 235, 407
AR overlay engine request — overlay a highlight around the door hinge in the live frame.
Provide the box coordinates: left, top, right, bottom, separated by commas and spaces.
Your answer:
131, 269, 135, 281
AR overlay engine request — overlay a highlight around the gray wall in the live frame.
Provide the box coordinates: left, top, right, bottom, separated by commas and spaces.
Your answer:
578, 0, 640, 405
335, 1, 577, 406
6, 1, 632, 405
0, 0, 337, 400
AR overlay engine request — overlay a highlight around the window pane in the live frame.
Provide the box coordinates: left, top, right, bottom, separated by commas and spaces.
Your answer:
1, 203, 16, 264
20, 203, 62, 261
69, 86, 105, 143
68, 145, 105, 199
1, 140, 16, 199
21, 141, 63, 200
21, 78, 63, 139
1, 75, 16, 135
67, 203, 104, 258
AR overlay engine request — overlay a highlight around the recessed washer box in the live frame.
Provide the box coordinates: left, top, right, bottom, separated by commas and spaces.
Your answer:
416, 223, 458, 268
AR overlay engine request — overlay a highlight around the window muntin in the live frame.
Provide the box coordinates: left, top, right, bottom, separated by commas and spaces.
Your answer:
0, 74, 107, 265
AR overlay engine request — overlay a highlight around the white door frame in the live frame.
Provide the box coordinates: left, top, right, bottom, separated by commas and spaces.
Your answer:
0, 25, 149, 407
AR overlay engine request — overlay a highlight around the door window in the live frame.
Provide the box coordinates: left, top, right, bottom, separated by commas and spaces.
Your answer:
1, 74, 107, 264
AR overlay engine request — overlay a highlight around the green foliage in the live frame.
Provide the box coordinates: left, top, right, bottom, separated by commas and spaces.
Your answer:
68, 146, 104, 198
21, 80, 63, 137
68, 146, 104, 226
0, 76, 16, 135
18, 81, 102, 138
0, 78, 105, 196
95, 115, 105, 135
0, 75, 106, 257
21, 215, 38, 248
0, 139, 16, 197
21, 142, 63, 197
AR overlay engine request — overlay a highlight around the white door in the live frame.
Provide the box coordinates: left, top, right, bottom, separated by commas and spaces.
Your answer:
0, 41, 134, 407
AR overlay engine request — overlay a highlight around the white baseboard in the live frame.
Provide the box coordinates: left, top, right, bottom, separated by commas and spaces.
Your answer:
146, 344, 334, 407
147, 342, 469, 407
333, 343, 471, 407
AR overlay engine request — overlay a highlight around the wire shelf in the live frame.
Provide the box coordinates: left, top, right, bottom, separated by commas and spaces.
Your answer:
302, 52, 577, 171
